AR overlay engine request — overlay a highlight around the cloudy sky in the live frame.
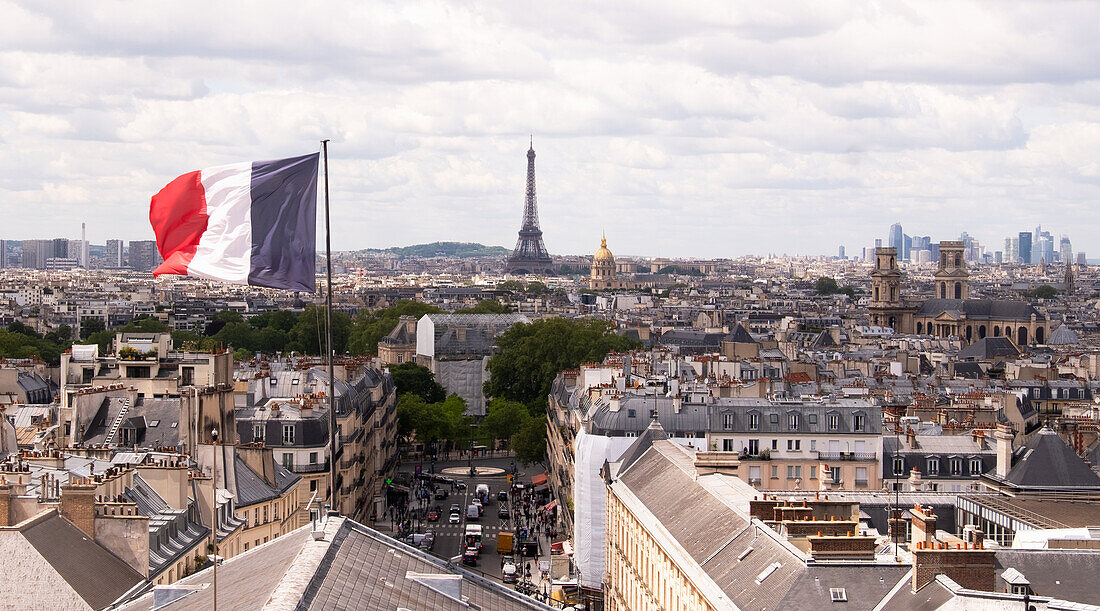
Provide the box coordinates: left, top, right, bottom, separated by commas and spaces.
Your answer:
1, 1, 1098, 258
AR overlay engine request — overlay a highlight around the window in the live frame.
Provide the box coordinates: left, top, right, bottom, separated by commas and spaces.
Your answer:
810, 440, 817, 451
855, 467, 867, 485
748, 439, 760, 455
893, 457, 905, 476
722, 439, 734, 452
627, 409, 636, 418
769, 414, 779, 424
749, 413, 760, 430
310, 480, 318, 491
830, 588, 847, 602
263, 506, 268, 523
808, 414, 818, 424
949, 458, 963, 476
787, 439, 801, 451
788, 414, 799, 430
244, 542, 249, 551
723, 413, 734, 430
254, 424, 263, 441
969, 458, 983, 475
748, 465, 761, 484
149, 420, 160, 427
827, 414, 839, 431
282, 424, 294, 445
927, 458, 940, 475
771, 439, 778, 451
853, 414, 866, 432
810, 466, 817, 479
829, 466, 840, 483
787, 466, 802, 479
770, 465, 779, 479
282, 453, 293, 469
170, 422, 178, 428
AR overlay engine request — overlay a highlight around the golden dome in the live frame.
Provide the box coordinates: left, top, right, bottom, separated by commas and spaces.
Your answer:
593, 234, 614, 261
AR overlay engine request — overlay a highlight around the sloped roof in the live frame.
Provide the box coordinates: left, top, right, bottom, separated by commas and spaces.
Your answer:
234, 455, 301, 507
614, 417, 668, 475
1048, 325, 1079, 345
957, 337, 1021, 360
916, 298, 1045, 321
22, 512, 145, 609
1004, 428, 1100, 490
723, 324, 756, 344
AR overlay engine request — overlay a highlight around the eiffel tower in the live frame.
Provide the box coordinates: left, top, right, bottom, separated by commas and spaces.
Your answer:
505, 139, 554, 274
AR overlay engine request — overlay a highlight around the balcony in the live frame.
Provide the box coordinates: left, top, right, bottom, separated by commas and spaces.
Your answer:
814, 451, 876, 461
291, 461, 329, 474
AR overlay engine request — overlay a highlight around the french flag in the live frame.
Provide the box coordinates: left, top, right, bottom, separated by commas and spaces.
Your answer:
149, 153, 319, 292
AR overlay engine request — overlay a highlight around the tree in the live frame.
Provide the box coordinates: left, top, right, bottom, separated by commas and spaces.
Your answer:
287, 304, 351, 354
481, 398, 529, 446
346, 300, 442, 356
79, 319, 105, 340
455, 299, 512, 314
497, 280, 525, 292
390, 362, 446, 403
1027, 284, 1058, 299
814, 277, 840, 295
398, 392, 470, 447
511, 417, 548, 467
212, 310, 244, 324
525, 281, 551, 295
485, 318, 640, 412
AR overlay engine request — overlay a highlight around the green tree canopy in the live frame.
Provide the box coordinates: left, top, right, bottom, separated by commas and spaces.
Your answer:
79, 318, 105, 340
511, 417, 548, 467
346, 300, 442, 356
1027, 284, 1059, 299
288, 304, 351, 354
397, 393, 470, 446
485, 318, 639, 412
814, 276, 840, 294
389, 362, 446, 403
481, 397, 530, 445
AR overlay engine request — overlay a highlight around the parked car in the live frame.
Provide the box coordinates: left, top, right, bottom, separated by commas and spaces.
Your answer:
498, 506, 510, 519
501, 557, 518, 583
497, 490, 509, 502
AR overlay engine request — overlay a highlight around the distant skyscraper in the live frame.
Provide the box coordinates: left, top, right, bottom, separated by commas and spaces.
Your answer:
0, 240, 6, 269
1018, 232, 1032, 264
1078, 252, 1087, 266
129, 240, 160, 272
105, 239, 124, 268
504, 140, 553, 275
68, 239, 88, 268
994, 251, 1003, 264
838, 245, 845, 259
1059, 236, 1072, 264
874, 238, 882, 249
888, 223, 904, 259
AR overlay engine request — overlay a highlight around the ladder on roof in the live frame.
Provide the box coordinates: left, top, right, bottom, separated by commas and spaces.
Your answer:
104, 398, 131, 446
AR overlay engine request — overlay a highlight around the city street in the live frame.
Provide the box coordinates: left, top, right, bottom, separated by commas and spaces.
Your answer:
387, 454, 556, 588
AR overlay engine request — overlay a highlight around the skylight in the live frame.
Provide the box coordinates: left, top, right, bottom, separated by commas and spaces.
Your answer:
755, 562, 781, 584
149, 420, 160, 427
830, 588, 847, 602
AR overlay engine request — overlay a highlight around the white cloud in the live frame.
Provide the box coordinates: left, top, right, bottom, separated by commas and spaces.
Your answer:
0, 0, 1097, 257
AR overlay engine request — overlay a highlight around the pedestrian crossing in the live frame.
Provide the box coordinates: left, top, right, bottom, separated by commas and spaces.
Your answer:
429, 523, 512, 534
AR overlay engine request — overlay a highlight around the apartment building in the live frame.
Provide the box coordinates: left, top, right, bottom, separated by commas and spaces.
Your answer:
705, 397, 884, 491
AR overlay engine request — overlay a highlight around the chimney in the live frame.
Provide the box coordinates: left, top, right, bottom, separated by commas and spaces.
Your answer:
60, 478, 98, 538
912, 540, 996, 592
609, 397, 620, 412
910, 505, 937, 548
455, 327, 467, 343
622, 356, 632, 386
994, 424, 1014, 478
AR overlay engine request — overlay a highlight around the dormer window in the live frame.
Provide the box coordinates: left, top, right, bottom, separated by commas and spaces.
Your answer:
969, 457, 983, 475
827, 414, 839, 431
853, 413, 866, 432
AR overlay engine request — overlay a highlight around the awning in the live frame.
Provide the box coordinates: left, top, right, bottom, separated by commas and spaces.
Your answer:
540, 500, 557, 512
530, 473, 547, 486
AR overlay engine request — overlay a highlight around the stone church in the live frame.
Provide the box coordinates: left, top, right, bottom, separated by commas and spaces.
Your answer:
868, 241, 1047, 345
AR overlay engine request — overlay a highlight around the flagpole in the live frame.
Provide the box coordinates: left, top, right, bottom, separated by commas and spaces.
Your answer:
322, 139, 338, 516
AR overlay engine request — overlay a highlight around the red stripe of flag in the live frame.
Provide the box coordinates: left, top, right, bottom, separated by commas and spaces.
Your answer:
149, 170, 208, 277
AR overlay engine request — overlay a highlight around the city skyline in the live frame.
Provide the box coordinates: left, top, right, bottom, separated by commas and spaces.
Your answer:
1, 3, 1099, 259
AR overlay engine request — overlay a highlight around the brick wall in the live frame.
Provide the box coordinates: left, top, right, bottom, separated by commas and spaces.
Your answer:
808, 535, 877, 559
785, 520, 858, 537
912, 548, 996, 592
0, 485, 9, 527
59, 481, 97, 538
